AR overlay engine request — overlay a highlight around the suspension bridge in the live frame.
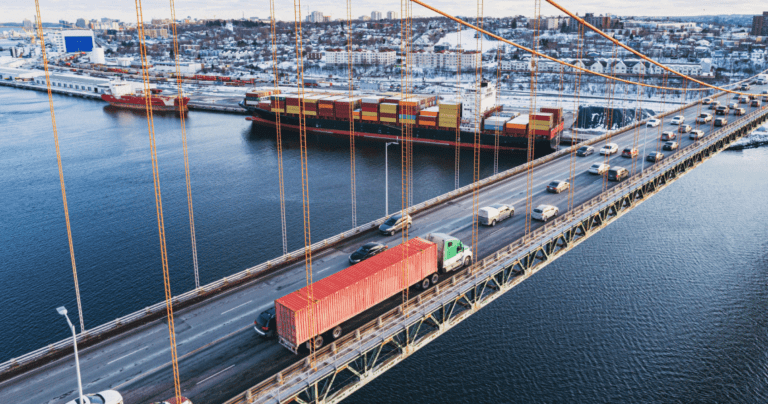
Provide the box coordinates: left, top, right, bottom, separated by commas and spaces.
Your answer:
2, 0, 768, 403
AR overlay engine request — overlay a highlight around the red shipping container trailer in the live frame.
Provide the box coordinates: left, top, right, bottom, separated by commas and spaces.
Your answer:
275, 237, 437, 352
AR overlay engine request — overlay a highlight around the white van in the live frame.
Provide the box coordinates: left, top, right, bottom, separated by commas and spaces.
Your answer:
478, 204, 514, 226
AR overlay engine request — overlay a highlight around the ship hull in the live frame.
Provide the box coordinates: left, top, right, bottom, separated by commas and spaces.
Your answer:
101, 94, 189, 112
241, 103, 560, 154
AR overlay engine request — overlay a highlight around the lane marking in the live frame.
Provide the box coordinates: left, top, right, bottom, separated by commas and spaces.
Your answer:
196, 364, 235, 385
106, 347, 147, 365
221, 300, 253, 315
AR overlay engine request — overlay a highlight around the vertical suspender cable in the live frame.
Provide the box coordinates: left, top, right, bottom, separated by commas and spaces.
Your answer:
493, 44, 501, 175
568, 21, 584, 212
133, 1, 182, 401
470, 1, 483, 263
346, 0, 357, 228
631, 68, 645, 175
399, 0, 412, 313
34, 1, 85, 333
269, 0, 288, 256
455, 23, 461, 190
601, 43, 618, 193
167, 0, 200, 290
524, 0, 541, 240
292, 0, 317, 366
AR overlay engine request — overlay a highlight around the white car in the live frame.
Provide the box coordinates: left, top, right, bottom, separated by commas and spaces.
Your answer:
66, 390, 123, 404
478, 204, 514, 226
689, 129, 705, 140
695, 113, 712, 124
670, 115, 685, 125
532, 204, 559, 222
599, 143, 619, 155
589, 163, 610, 175
646, 118, 661, 127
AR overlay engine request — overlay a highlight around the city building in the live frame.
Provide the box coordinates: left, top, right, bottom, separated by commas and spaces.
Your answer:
76, 18, 86, 28
371, 11, 382, 21
324, 49, 397, 65
407, 50, 481, 70
50, 30, 95, 53
144, 29, 168, 39
32, 73, 111, 94
23, 19, 33, 30
752, 12, 768, 36
306, 11, 324, 23
387, 11, 398, 20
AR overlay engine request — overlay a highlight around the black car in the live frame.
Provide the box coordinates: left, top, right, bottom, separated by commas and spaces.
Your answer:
607, 167, 629, 181
349, 242, 388, 264
576, 146, 594, 157
646, 152, 664, 163
254, 307, 277, 338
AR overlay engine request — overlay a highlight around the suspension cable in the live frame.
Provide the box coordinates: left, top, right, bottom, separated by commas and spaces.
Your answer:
601, 43, 618, 193
133, 0, 182, 400
493, 43, 501, 175
168, 0, 200, 290
269, 1, 288, 255
34, 0, 85, 333
631, 67, 645, 175
292, 0, 317, 367
346, 0, 357, 228
408, 0, 756, 95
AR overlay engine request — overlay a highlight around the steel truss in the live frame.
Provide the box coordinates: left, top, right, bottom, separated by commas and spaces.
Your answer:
225, 107, 768, 404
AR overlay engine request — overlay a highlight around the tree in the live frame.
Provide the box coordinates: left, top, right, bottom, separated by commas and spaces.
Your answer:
169, 47, 175, 61
511, 19, 517, 29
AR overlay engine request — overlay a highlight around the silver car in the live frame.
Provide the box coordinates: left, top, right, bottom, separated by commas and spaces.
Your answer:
478, 204, 514, 226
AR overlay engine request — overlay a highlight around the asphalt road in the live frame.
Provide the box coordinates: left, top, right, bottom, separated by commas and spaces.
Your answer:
2, 83, 766, 404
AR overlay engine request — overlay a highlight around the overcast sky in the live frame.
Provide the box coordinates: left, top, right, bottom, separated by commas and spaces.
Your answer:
7, 0, 767, 25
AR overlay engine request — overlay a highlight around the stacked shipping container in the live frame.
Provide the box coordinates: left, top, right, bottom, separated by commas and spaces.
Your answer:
504, 114, 529, 136
380, 103, 398, 123
335, 97, 362, 121
438, 102, 461, 128
274, 238, 438, 349
483, 116, 510, 132
418, 106, 439, 127
361, 96, 385, 122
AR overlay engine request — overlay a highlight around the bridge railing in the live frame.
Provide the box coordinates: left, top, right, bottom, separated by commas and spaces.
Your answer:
0, 87, 730, 376
225, 103, 768, 404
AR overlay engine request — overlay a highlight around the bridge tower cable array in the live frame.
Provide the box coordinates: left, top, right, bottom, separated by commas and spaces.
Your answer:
524, 0, 542, 240
269, 0, 288, 256
346, 0, 357, 228
33, 0, 86, 334
631, 68, 645, 175
133, 0, 183, 401
168, 0, 200, 290
292, 0, 319, 365
601, 43, 618, 193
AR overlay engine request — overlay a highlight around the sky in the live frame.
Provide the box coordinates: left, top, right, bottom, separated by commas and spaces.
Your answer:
4, 0, 767, 25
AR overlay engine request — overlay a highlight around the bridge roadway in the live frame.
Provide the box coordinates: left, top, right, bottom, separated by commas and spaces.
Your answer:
2, 84, 766, 404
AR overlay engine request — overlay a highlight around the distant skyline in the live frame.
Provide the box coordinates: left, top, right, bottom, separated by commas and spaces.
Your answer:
4, 0, 767, 25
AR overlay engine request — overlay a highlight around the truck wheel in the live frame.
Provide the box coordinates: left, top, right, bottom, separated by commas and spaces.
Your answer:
420, 278, 430, 289
463, 257, 471, 268
332, 326, 342, 339
306, 335, 324, 350
430, 273, 439, 285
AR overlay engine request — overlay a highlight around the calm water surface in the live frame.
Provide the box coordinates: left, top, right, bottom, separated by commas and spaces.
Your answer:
1, 86, 766, 402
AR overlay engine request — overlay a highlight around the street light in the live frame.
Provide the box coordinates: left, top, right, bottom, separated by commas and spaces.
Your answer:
385, 141, 399, 217
57, 306, 84, 404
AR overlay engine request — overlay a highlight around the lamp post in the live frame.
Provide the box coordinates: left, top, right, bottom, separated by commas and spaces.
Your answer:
57, 306, 84, 404
385, 141, 398, 216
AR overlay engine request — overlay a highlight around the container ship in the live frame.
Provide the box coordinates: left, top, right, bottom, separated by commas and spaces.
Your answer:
240, 83, 563, 154
101, 82, 189, 112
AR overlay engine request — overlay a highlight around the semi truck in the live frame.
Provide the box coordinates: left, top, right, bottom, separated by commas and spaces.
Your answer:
264, 235, 472, 353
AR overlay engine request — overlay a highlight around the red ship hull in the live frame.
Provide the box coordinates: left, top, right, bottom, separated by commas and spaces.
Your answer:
101, 94, 189, 112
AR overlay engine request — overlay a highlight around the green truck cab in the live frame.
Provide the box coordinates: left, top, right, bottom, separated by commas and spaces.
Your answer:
426, 233, 473, 272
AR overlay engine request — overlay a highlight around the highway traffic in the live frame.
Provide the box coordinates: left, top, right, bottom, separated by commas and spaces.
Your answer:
2, 82, 766, 404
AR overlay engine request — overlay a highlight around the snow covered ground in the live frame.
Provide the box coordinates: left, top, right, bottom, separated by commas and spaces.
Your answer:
437, 29, 504, 51
730, 123, 768, 149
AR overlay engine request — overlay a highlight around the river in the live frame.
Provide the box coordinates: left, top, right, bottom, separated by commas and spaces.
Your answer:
0, 86, 765, 402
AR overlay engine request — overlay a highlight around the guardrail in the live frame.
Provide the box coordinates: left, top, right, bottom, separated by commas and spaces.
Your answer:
223, 104, 768, 404
0, 87, 737, 377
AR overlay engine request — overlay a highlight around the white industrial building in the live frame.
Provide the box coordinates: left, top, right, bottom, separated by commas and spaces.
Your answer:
49, 30, 95, 53
33, 73, 111, 94
324, 49, 397, 65
0, 67, 44, 81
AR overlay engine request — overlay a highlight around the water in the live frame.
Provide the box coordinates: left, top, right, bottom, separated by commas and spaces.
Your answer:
1, 86, 767, 402
0, 86, 523, 361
